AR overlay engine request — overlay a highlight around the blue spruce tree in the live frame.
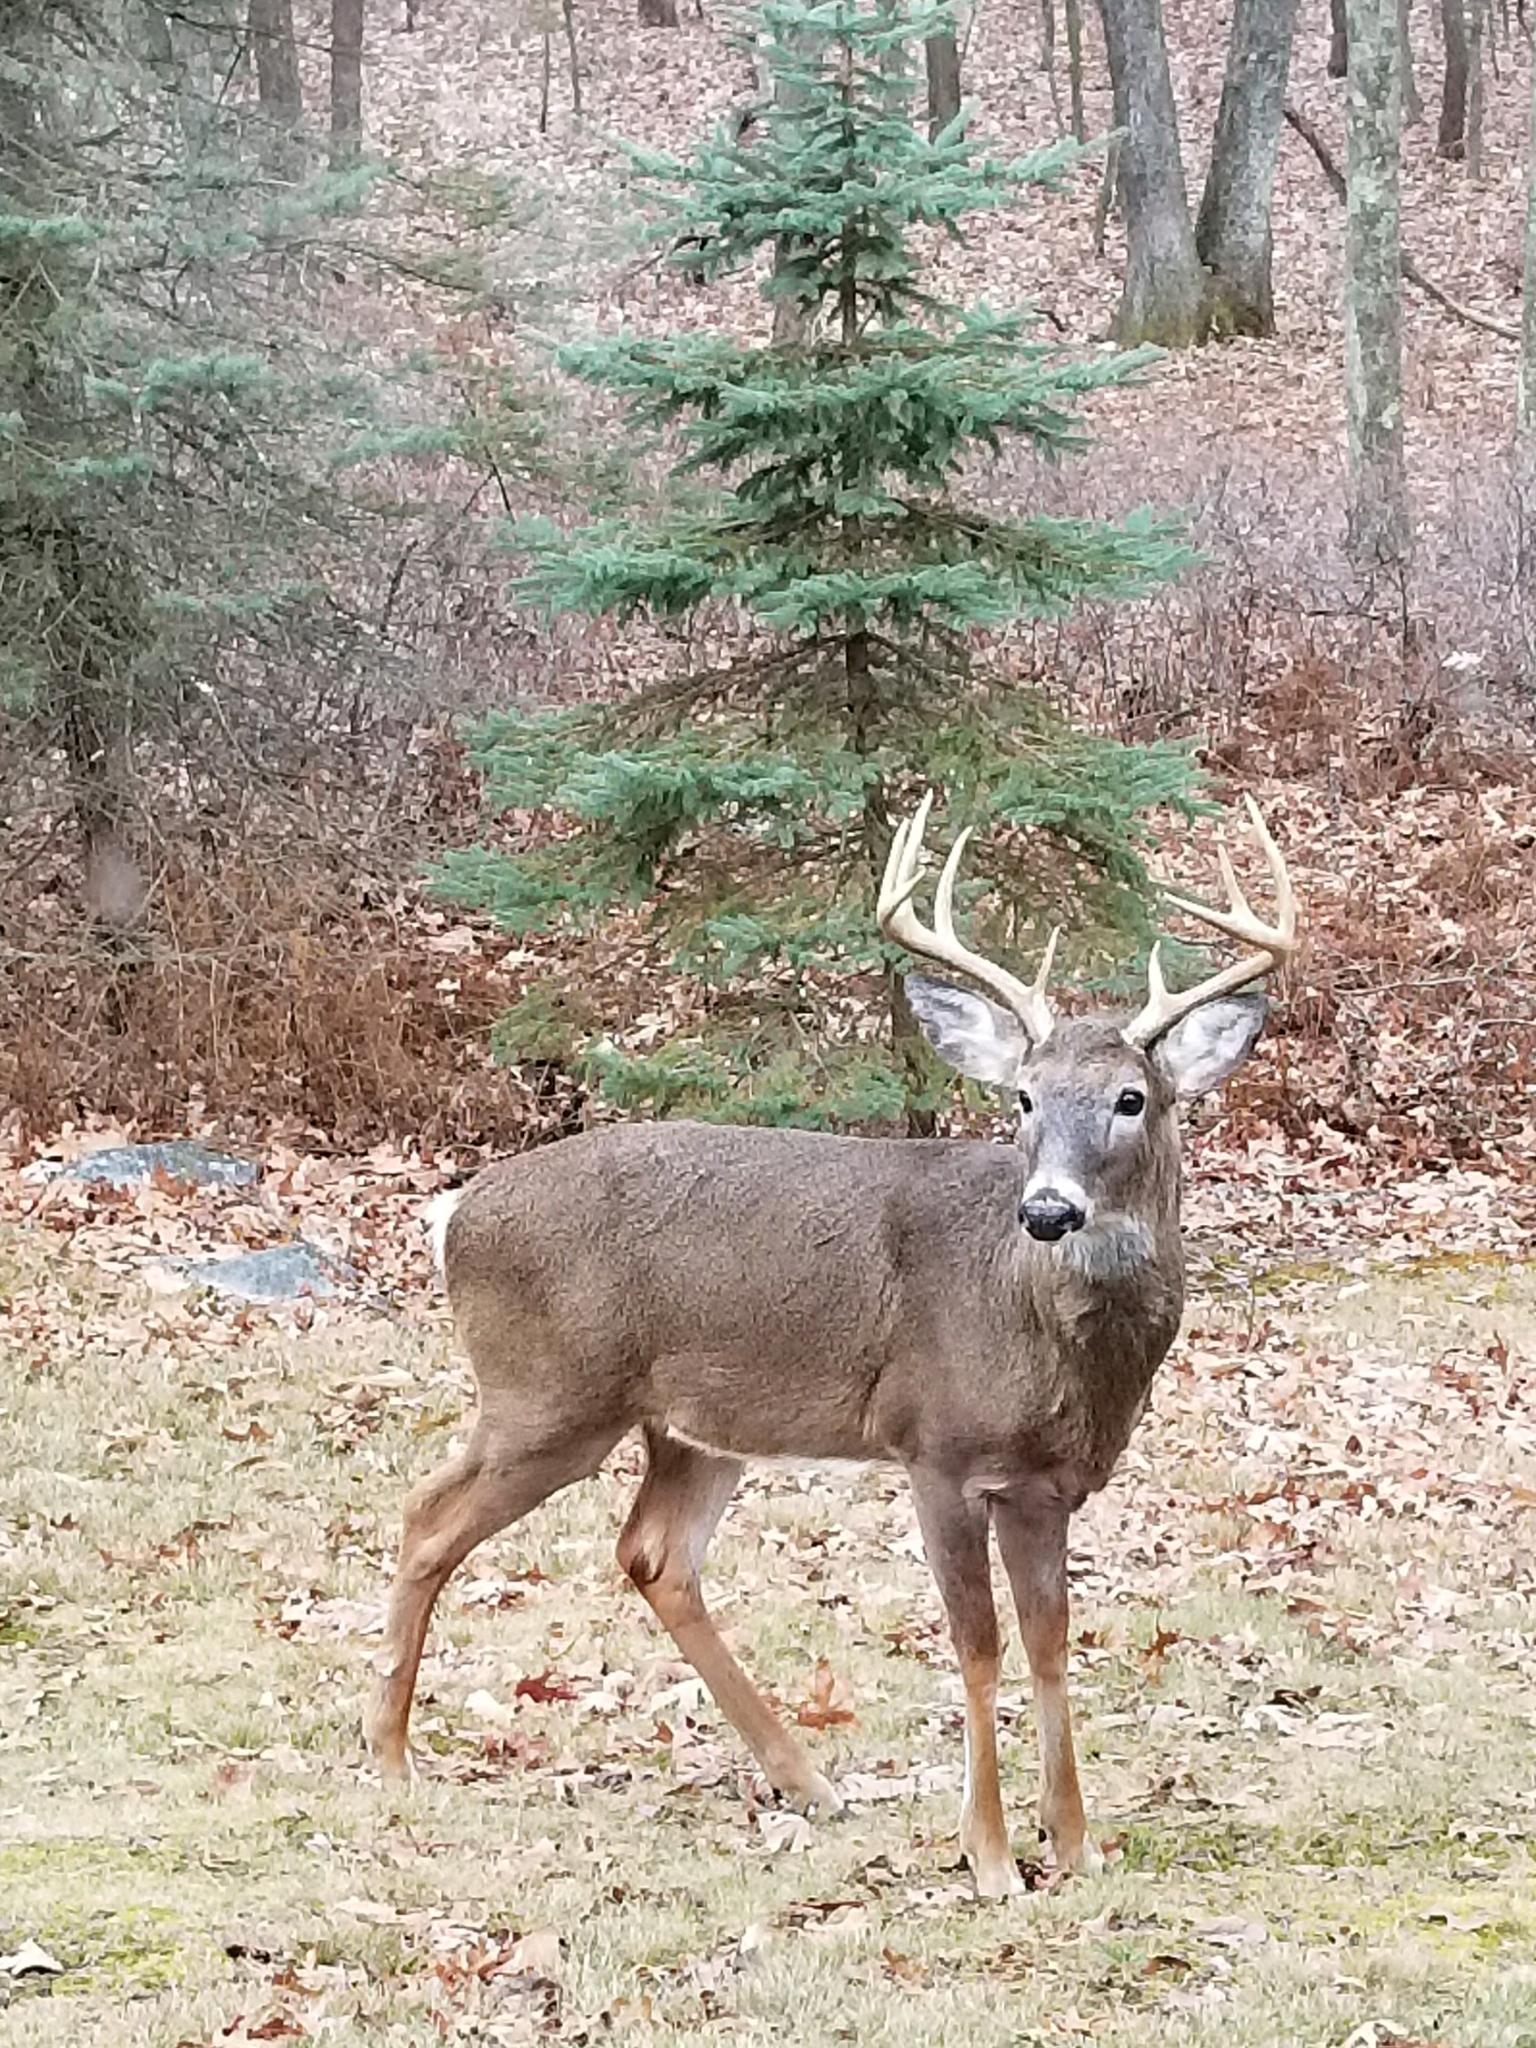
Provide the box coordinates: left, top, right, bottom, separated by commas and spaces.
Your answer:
442, 0, 1199, 1130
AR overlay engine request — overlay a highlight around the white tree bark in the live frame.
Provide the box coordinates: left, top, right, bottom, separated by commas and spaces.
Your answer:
1343, 0, 1411, 566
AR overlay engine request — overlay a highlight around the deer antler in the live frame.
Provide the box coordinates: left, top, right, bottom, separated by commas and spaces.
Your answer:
878, 792, 1059, 1046
1121, 796, 1298, 1051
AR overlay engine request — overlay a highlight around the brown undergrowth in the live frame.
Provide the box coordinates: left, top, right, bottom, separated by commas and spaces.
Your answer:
0, 800, 538, 1149
5, 636, 1533, 1197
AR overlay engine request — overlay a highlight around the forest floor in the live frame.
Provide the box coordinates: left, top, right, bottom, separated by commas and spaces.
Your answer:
2, 1154, 1534, 2045
369, 0, 1536, 560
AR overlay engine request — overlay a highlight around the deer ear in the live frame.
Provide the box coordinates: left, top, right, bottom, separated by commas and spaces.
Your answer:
1152, 992, 1267, 1100
904, 973, 1029, 1087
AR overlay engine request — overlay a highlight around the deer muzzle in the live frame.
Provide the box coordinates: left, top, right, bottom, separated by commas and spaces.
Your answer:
1019, 1187, 1088, 1241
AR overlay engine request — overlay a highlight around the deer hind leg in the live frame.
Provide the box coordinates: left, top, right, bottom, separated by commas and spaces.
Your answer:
365, 1418, 622, 1780
908, 1468, 1020, 1900
617, 1426, 842, 1818
992, 1499, 1100, 1876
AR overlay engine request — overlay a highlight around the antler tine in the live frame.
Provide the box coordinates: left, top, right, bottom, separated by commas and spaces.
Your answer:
930, 828, 973, 946
1122, 798, 1299, 1051
1215, 839, 1251, 920
877, 796, 1056, 1045
1245, 791, 1296, 932
876, 790, 930, 925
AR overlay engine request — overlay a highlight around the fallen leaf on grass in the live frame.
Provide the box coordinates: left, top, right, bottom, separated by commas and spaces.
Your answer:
504, 1928, 562, 1976
471, 1729, 554, 1774
756, 1810, 814, 1855
514, 1669, 581, 1705
141, 1261, 192, 1296
207, 1760, 256, 1799
220, 1419, 272, 1444
332, 1897, 402, 1924
1338, 2028, 1442, 2048
428, 1926, 565, 2030
463, 1687, 516, 1728
1140, 1625, 1182, 1677
795, 1657, 855, 1729
784, 1897, 868, 1927
881, 1947, 930, 1986
291, 1596, 382, 1640
1193, 1915, 1269, 1947
0, 1940, 64, 1978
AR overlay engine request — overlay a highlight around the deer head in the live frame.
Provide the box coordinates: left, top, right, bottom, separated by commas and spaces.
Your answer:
880, 793, 1298, 1242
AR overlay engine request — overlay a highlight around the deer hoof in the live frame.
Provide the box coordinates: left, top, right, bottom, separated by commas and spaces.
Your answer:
1053, 1833, 1103, 1877
766, 1767, 842, 1818
969, 1854, 1026, 1902
786, 1770, 843, 1819
365, 1726, 419, 1786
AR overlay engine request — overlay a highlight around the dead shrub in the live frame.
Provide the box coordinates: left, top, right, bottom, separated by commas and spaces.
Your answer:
0, 852, 556, 1146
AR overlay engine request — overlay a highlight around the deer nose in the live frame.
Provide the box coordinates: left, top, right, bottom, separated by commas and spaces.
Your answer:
1020, 1190, 1086, 1241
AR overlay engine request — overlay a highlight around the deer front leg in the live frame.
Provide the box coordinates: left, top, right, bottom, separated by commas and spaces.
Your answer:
992, 1498, 1100, 1876
908, 1469, 1020, 1901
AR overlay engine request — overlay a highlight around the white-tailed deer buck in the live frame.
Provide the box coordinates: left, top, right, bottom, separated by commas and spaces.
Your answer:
366, 795, 1298, 1899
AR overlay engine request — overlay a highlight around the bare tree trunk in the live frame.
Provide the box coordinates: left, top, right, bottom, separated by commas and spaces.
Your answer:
925, 29, 961, 135
1398, 0, 1422, 118
1519, 13, 1536, 436
1041, 0, 1065, 130
1329, 0, 1349, 72
562, 0, 582, 114
1344, 0, 1411, 566
1065, 0, 1087, 139
1098, 0, 1209, 344
138, 0, 174, 71
1466, 0, 1485, 173
250, 0, 303, 127
1092, 134, 1120, 253
1439, 0, 1468, 154
329, 0, 364, 165
638, 0, 678, 23
60, 662, 149, 943
772, 26, 813, 340
1, 27, 149, 947
1516, 1, 1536, 660
1196, 0, 1297, 335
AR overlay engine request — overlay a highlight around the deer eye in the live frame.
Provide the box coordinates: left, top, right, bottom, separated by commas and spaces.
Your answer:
1017, 1089, 1034, 1115
1114, 1087, 1146, 1117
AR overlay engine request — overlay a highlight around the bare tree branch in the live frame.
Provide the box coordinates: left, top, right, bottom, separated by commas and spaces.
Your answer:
1284, 103, 1520, 342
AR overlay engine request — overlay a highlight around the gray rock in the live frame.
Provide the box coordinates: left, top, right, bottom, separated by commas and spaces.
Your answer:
183, 1243, 353, 1303
53, 1142, 258, 1191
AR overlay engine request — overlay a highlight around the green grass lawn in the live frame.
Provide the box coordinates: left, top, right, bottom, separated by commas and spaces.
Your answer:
2, 1223, 1534, 2045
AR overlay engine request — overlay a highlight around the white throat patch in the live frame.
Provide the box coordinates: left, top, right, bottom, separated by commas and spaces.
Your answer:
1057, 1215, 1155, 1280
